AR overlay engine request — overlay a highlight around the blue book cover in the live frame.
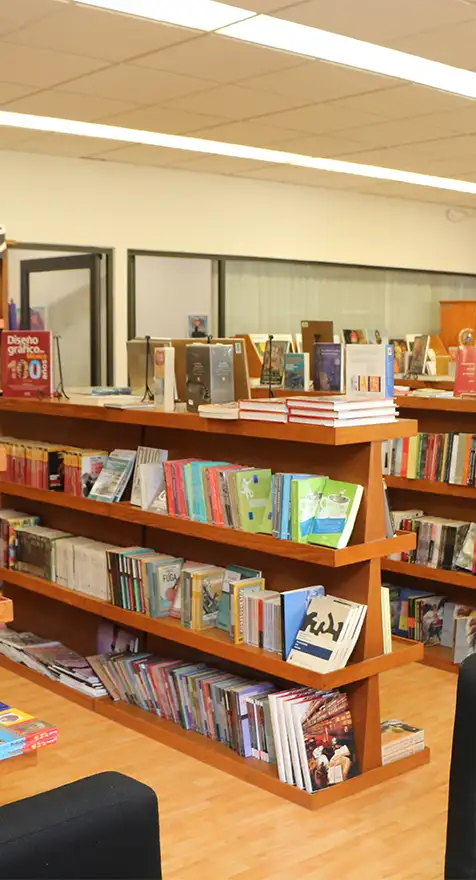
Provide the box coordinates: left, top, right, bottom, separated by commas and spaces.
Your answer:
393, 587, 431, 638
189, 461, 227, 523
385, 343, 395, 398
280, 585, 325, 660
314, 343, 343, 392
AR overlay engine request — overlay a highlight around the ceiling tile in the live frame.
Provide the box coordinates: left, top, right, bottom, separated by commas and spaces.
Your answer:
134, 32, 305, 82
185, 120, 304, 146
228, 0, 298, 9
421, 107, 476, 135
328, 84, 473, 120
4, 5, 200, 63
169, 155, 272, 174
1, 89, 138, 122
0, 41, 108, 88
391, 19, 476, 68
234, 163, 366, 188
98, 105, 225, 133
389, 133, 476, 161
252, 103, 387, 134
356, 179, 476, 207
334, 145, 440, 170
165, 83, 302, 118
240, 61, 399, 103
265, 132, 363, 155
8, 132, 126, 157
274, 0, 476, 44
0, 81, 37, 103
56, 65, 215, 104
340, 116, 465, 149
0, 126, 41, 149
90, 143, 202, 166
0, 0, 65, 37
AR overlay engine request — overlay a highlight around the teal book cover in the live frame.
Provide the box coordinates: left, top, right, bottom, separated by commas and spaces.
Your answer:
235, 469, 273, 533
291, 476, 327, 543
189, 461, 227, 522
308, 479, 364, 549
216, 565, 262, 632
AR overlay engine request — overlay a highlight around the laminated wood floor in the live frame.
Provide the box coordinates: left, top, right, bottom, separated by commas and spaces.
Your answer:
0, 662, 455, 880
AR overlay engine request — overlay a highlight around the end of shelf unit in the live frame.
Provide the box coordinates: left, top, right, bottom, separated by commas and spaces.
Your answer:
0, 399, 428, 808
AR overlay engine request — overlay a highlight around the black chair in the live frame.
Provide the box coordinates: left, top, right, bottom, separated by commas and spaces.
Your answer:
446, 653, 476, 879
0, 771, 162, 879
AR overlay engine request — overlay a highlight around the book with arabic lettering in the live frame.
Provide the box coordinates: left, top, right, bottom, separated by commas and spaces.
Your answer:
235, 468, 273, 534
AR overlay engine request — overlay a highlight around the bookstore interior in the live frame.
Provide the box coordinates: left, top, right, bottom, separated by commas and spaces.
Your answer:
4, 1, 476, 876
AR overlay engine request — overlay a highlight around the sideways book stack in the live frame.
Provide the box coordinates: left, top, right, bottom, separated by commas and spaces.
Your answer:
88, 650, 360, 795
390, 509, 472, 572
381, 719, 424, 765
383, 431, 476, 486
0, 701, 58, 759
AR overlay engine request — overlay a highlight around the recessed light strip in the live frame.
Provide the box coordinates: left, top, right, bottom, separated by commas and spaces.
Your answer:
75, 0, 256, 30
218, 15, 476, 100
1, 110, 476, 195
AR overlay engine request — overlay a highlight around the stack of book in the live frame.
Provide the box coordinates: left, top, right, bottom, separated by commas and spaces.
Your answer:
287, 397, 397, 427
0, 703, 58, 759
381, 719, 424, 766
88, 649, 359, 793
0, 630, 107, 697
89, 449, 137, 503
12, 525, 73, 580
0, 438, 107, 496
0, 509, 40, 568
239, 399, 288, 423
390, 509, 471, 571
383, 431, 476, 486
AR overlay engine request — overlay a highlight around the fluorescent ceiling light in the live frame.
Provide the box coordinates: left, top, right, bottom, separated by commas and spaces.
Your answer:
75, 0, 256, 30
219, 14, 476, 100
1, 110, 476, 196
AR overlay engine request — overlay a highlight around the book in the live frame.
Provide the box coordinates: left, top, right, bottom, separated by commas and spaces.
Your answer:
390, 337, 410, 373
198, 403, 239, 419
89, 449, 136, 503
283, 352, 309, 391
291, 476, 326, 543
140, 462, 168, 512
346, 343, 394, 399
1, 331, 53, 398
131, 447, 168, 507
342, 329, 367, 344
366, 330, 387, 345
313, 343, 344, 392
186, 344, 234, 411
280, 585, 326, 660
191, 567, 226, 630
235, 468, 273, 534
260, 340, 288, 386
292, 692, 359, 793
287, 595, 366, 673
308, 479, 363, 549
454, 346, 476, 397
409, 335, 430, 375
154, 346, 175, 412
216, 565, 261, 633
381, 719, 424, 765
12, 525, 72, 580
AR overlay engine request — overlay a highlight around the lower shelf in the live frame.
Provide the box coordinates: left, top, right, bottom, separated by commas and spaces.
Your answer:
0, 653, 431, 810
422, 645, 459, 675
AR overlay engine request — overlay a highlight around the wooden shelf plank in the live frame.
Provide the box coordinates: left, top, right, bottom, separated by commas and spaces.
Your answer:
386, 475, 476, 500
0, 482, 416, 568
397, 397, 476, 415
421, 645, 458, 675
383, 558, 476, 590
0, 654, 107, 710
95, 698, 430, 811
0, 568, 424, 689
0, 398, 417, 446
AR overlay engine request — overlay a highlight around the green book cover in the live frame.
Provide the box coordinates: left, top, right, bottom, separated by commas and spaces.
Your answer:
308, 479, 364, 549
235, 469, 272, 533
291, 476, 327, 543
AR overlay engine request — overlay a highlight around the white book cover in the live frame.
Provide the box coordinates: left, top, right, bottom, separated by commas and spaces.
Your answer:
291, 698, 316, 795
268, 692, 293, 784
287, 596, 357, 673
154, 346, 175, 412
139, 461, 168, 512
284, 693, 311, 790
345, 344, 394, 399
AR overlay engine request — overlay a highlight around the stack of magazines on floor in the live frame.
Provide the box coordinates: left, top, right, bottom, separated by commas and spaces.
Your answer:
87, 651, 360, 794
0, 627, 127, 698
0, 702, 58, 759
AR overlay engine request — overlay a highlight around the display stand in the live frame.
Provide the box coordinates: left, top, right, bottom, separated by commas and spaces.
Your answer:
0, 398, 429, 809
385, 395, 476, 674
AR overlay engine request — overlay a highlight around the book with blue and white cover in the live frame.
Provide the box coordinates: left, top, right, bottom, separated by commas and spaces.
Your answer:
287, 595, 365, 673
280, 585, 326, 660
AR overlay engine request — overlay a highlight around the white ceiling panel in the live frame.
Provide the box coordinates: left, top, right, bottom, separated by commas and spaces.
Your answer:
8, 132, 127, 157
4, 5, 200, 63
340, 116, 466, 149
98, 105, 225, 133
421, 107, 476, 135
387, 133, 476, 161
260, 132, 363, 155
135, 32, 305, 82
184, 120, 304, 146
228, 0, 301, 9
328, 84, 474, 121
240, 61, 399, 103
0, 126, 42, 149
253, 103, 388, 135
168, 155, 272, 174
234, 163, 368, 188
274, 0, 476, 44
0, 0, 66, 37
0, 81, 37, 104
166, 83, 302, 118
334, 145, 446, 171
391, 19, 476, 68
356, 179, 476, 207
90, 143, 203, 165
56, 64, 215, 104
1, 89, 138, 122
0, 41, 107, 88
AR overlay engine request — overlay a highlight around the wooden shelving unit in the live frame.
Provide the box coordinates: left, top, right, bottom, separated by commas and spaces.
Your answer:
0, 398, 429, 809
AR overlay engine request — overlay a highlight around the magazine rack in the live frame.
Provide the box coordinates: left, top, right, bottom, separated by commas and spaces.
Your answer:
0, 398, 429, 809
385, 395, 476, 675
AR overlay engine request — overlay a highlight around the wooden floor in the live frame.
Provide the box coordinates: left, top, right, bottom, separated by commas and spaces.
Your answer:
0, 662, 455, 880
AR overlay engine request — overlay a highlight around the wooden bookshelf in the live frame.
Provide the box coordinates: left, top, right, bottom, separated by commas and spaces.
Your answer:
0, 653, 103, 711
0, 398, 427, 808
422, 645, 458, 675
386, 475, 476, 500
382, 559, 476, 591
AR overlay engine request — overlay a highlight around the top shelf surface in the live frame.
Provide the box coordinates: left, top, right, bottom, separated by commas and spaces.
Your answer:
396, 396, 476, 414
0, 398, 417, 447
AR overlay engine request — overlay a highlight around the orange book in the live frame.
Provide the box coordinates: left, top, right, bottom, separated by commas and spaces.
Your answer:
463, 433, 473, 486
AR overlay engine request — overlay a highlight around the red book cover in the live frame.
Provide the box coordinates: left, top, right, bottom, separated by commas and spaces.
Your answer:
454, 346, 476, 397
1, 331, 53, 398
400, 437, 409, 478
